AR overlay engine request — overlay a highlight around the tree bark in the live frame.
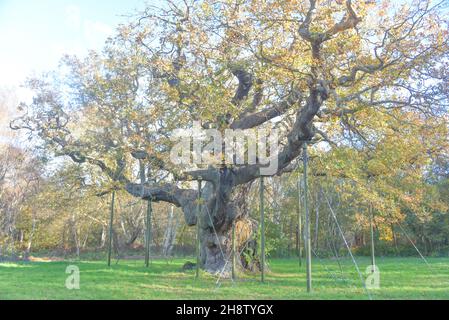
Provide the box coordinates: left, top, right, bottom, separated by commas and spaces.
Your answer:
197, 175, 254, 274
126, 168, 257, 274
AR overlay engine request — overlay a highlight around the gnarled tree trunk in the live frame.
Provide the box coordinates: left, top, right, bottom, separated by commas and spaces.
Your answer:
126, 167, 259, 274
197, 176, 256, 274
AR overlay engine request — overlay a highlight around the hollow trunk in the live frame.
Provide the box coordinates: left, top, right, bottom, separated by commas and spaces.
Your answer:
197, 171, 257, 275
199, 214, 258, 275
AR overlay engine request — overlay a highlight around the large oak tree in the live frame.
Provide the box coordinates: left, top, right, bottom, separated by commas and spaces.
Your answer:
12, 0, 449, 273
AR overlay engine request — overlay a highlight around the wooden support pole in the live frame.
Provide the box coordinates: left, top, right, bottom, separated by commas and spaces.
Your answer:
107, 190, 115, 267
370, 205, 376, 273
314, 191, 320, 251
145, 198, 152, 267
232, 220, 236, 281
196, 178, 202, 280
297, 176, 302, 268
303, 143, 312, 292
260, 176, 265, 283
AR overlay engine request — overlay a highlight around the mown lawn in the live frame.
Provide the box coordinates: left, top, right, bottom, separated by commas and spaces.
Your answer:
1, 257, 448, 300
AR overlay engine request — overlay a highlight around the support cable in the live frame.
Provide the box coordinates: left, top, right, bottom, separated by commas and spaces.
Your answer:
322, 189, 373, 300
397, 222, 431, 268
311, 248, 355, 289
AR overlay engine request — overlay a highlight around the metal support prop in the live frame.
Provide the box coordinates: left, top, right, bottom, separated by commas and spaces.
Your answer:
303, 143, 312, 292
232, 220, 236, 281
370, 205, 376, 273
260, 176, 265, 283
145, 198, 152, 267
196, 178, 202, 280
297, 176, 303, 268
107, 190, 115, 267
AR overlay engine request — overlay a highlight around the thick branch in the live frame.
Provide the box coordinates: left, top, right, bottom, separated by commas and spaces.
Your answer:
176, 168, 218, 183
125, 182, 199, 225
234, 84, 327, 185
299, 0, 360, 57
230, 89, 302, 130
322, 0, 361, 41
298, 0, 317, 42
230, 66, 253, 105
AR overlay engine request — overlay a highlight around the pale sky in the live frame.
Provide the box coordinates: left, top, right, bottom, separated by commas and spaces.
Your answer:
0, 0, 154, 144
0, 0, 149, 100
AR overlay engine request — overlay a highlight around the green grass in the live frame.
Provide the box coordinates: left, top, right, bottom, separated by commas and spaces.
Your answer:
1, 257, 448, 300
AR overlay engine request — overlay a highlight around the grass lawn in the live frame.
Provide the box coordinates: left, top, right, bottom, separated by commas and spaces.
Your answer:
1, 256, 448, 300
